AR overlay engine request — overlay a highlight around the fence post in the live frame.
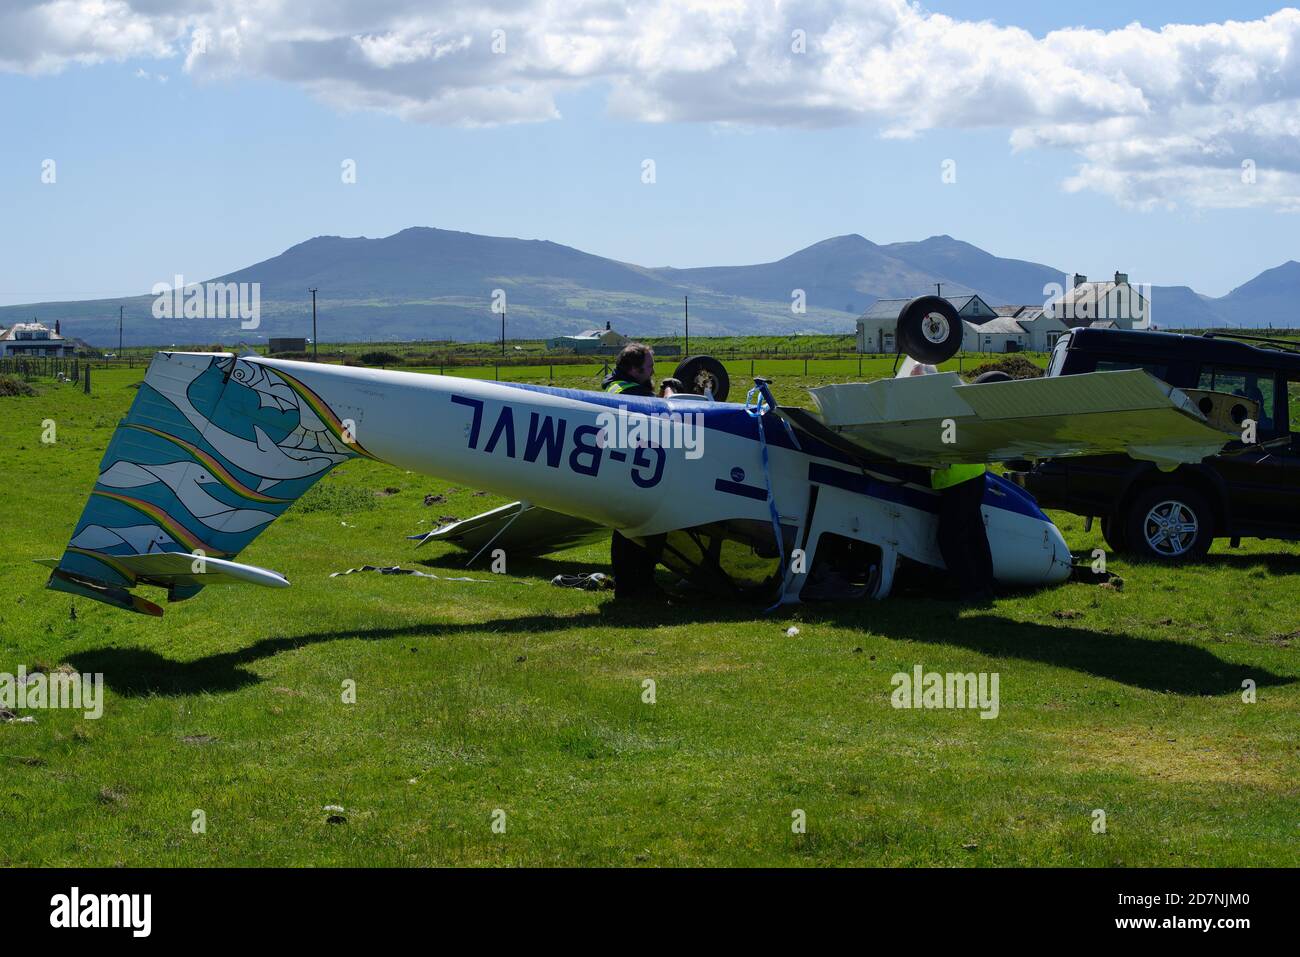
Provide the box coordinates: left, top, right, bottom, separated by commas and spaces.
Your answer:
84, 363, 91, 394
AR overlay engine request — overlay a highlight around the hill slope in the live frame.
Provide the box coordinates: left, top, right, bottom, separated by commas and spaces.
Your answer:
0, 229, 1293, 345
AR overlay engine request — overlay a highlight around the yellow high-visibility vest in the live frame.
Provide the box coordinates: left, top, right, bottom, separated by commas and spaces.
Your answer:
931, 463, 987, 490
604, 379, 642, 394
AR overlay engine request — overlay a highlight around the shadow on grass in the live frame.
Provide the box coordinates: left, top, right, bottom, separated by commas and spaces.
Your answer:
67, 593, 1291, 699
414, 551, 602, 579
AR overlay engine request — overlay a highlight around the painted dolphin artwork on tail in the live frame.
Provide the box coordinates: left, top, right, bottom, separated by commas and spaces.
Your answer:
98, 461, 279, 533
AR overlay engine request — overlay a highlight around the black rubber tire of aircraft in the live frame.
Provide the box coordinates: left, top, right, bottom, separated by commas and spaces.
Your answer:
1122, 485, 1214, 563
674, 355, 730, 402
972, 370, 1013, 384
895, 295, 964, 365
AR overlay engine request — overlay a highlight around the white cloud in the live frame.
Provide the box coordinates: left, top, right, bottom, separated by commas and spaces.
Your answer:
3, 0, 1300, 210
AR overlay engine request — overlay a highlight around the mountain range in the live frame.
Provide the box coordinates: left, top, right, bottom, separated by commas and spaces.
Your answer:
1, 228, 1295, 346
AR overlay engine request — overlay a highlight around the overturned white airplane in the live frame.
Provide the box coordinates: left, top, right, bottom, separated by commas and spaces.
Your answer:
41, 298, 1242, 615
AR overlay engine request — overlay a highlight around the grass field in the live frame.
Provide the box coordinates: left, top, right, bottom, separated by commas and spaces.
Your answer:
0, 363, 1296, 866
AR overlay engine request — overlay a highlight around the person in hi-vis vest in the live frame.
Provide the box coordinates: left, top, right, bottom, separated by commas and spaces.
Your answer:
932, 461, 994, 600
602, 343, 668, 601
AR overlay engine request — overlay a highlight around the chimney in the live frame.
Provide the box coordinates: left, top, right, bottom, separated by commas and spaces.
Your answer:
605, 321, 610, 331
1114, 271, 1128, 285
1073, 273, 1088, 289
55, 319, 61, 336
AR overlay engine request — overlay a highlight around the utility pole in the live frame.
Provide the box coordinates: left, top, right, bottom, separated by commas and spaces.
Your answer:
501, 305, 506, 357
118, 305, 123, 355
684, 295, 689, 356
309, 288, 318, 359
936, 283, 942, 297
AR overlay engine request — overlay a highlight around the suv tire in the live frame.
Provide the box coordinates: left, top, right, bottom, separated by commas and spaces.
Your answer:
1100, 515, 1128, 554
1123, 486, 1214, 562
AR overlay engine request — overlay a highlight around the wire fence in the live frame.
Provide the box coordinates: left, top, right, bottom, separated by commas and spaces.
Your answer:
0, 356, 87, 381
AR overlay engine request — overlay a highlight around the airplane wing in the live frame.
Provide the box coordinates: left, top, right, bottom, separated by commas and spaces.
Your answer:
416, 503, 607, 556
807, 369, 1243, 470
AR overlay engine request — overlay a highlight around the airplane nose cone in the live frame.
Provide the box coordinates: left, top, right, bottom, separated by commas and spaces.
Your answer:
1047, 524, 1074, 582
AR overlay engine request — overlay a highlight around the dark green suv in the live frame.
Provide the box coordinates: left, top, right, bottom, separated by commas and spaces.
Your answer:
1006, 328, 1300, 561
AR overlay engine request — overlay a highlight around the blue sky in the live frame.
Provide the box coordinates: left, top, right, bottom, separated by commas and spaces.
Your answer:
1, 1, 1297, 307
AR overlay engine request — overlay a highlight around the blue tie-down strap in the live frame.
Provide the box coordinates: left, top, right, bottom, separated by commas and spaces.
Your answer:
745, 384, 789, 611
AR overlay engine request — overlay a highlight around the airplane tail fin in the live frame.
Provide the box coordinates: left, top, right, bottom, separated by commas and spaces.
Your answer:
43, 352, 370, 615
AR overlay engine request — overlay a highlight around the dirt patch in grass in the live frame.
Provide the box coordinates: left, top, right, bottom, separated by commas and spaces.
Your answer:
1050, 728, 1286, 788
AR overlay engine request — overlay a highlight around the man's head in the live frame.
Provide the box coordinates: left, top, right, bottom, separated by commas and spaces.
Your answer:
615, 342, 654, 385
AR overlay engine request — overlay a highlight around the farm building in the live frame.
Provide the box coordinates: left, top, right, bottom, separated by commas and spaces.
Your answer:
856, 277, 1133, 355
546, 321, 629, 354
962, 316, 1030, 353
985, 306, 1071, 352
269, 337, 308, 353
0, 320, 74, 357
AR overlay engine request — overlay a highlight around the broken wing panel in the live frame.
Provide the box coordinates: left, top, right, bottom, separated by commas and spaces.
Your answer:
809, 370, 1235, 469
419, 503, 607, 555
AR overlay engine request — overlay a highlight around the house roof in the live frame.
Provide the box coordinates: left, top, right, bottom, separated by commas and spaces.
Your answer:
861, 298, 912, 319
1050, 280, 1147, 309
966, 317, 1027, 335
992, 305, 1047, 319
0, 322, 64, 341
860, 294, 988, 320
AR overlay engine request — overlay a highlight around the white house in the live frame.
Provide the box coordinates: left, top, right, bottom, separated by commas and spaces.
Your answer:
546, 321, 630, 354
961, 316, 1029, 353
856, 294, 998, 353
990, 306, 1070, 352
0, 320, 73, 357
1048, 272, 1148, 328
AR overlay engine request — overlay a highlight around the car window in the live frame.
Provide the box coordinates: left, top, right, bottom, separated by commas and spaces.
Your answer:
1095, 359, 1171, 381
1288, 377, 1300, 435
1045, 335, 1071, 377
1197, 367, 1278, 435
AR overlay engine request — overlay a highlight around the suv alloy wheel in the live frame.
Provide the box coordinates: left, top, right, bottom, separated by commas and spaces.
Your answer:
1123, 485, 1214, 562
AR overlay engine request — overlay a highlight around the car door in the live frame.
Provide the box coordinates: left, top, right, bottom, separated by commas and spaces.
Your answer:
1196, 365, 1290, 535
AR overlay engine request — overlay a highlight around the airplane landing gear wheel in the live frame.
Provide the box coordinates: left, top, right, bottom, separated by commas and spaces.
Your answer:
896, 295, 963, 365
674, 356, 730, 401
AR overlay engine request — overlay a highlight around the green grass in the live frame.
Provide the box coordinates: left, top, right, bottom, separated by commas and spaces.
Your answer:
0, 365, 1296, 866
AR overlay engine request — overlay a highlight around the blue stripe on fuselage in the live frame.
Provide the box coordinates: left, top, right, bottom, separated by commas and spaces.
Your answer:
808, 463, 1051, 521
492, 381, 870, 470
